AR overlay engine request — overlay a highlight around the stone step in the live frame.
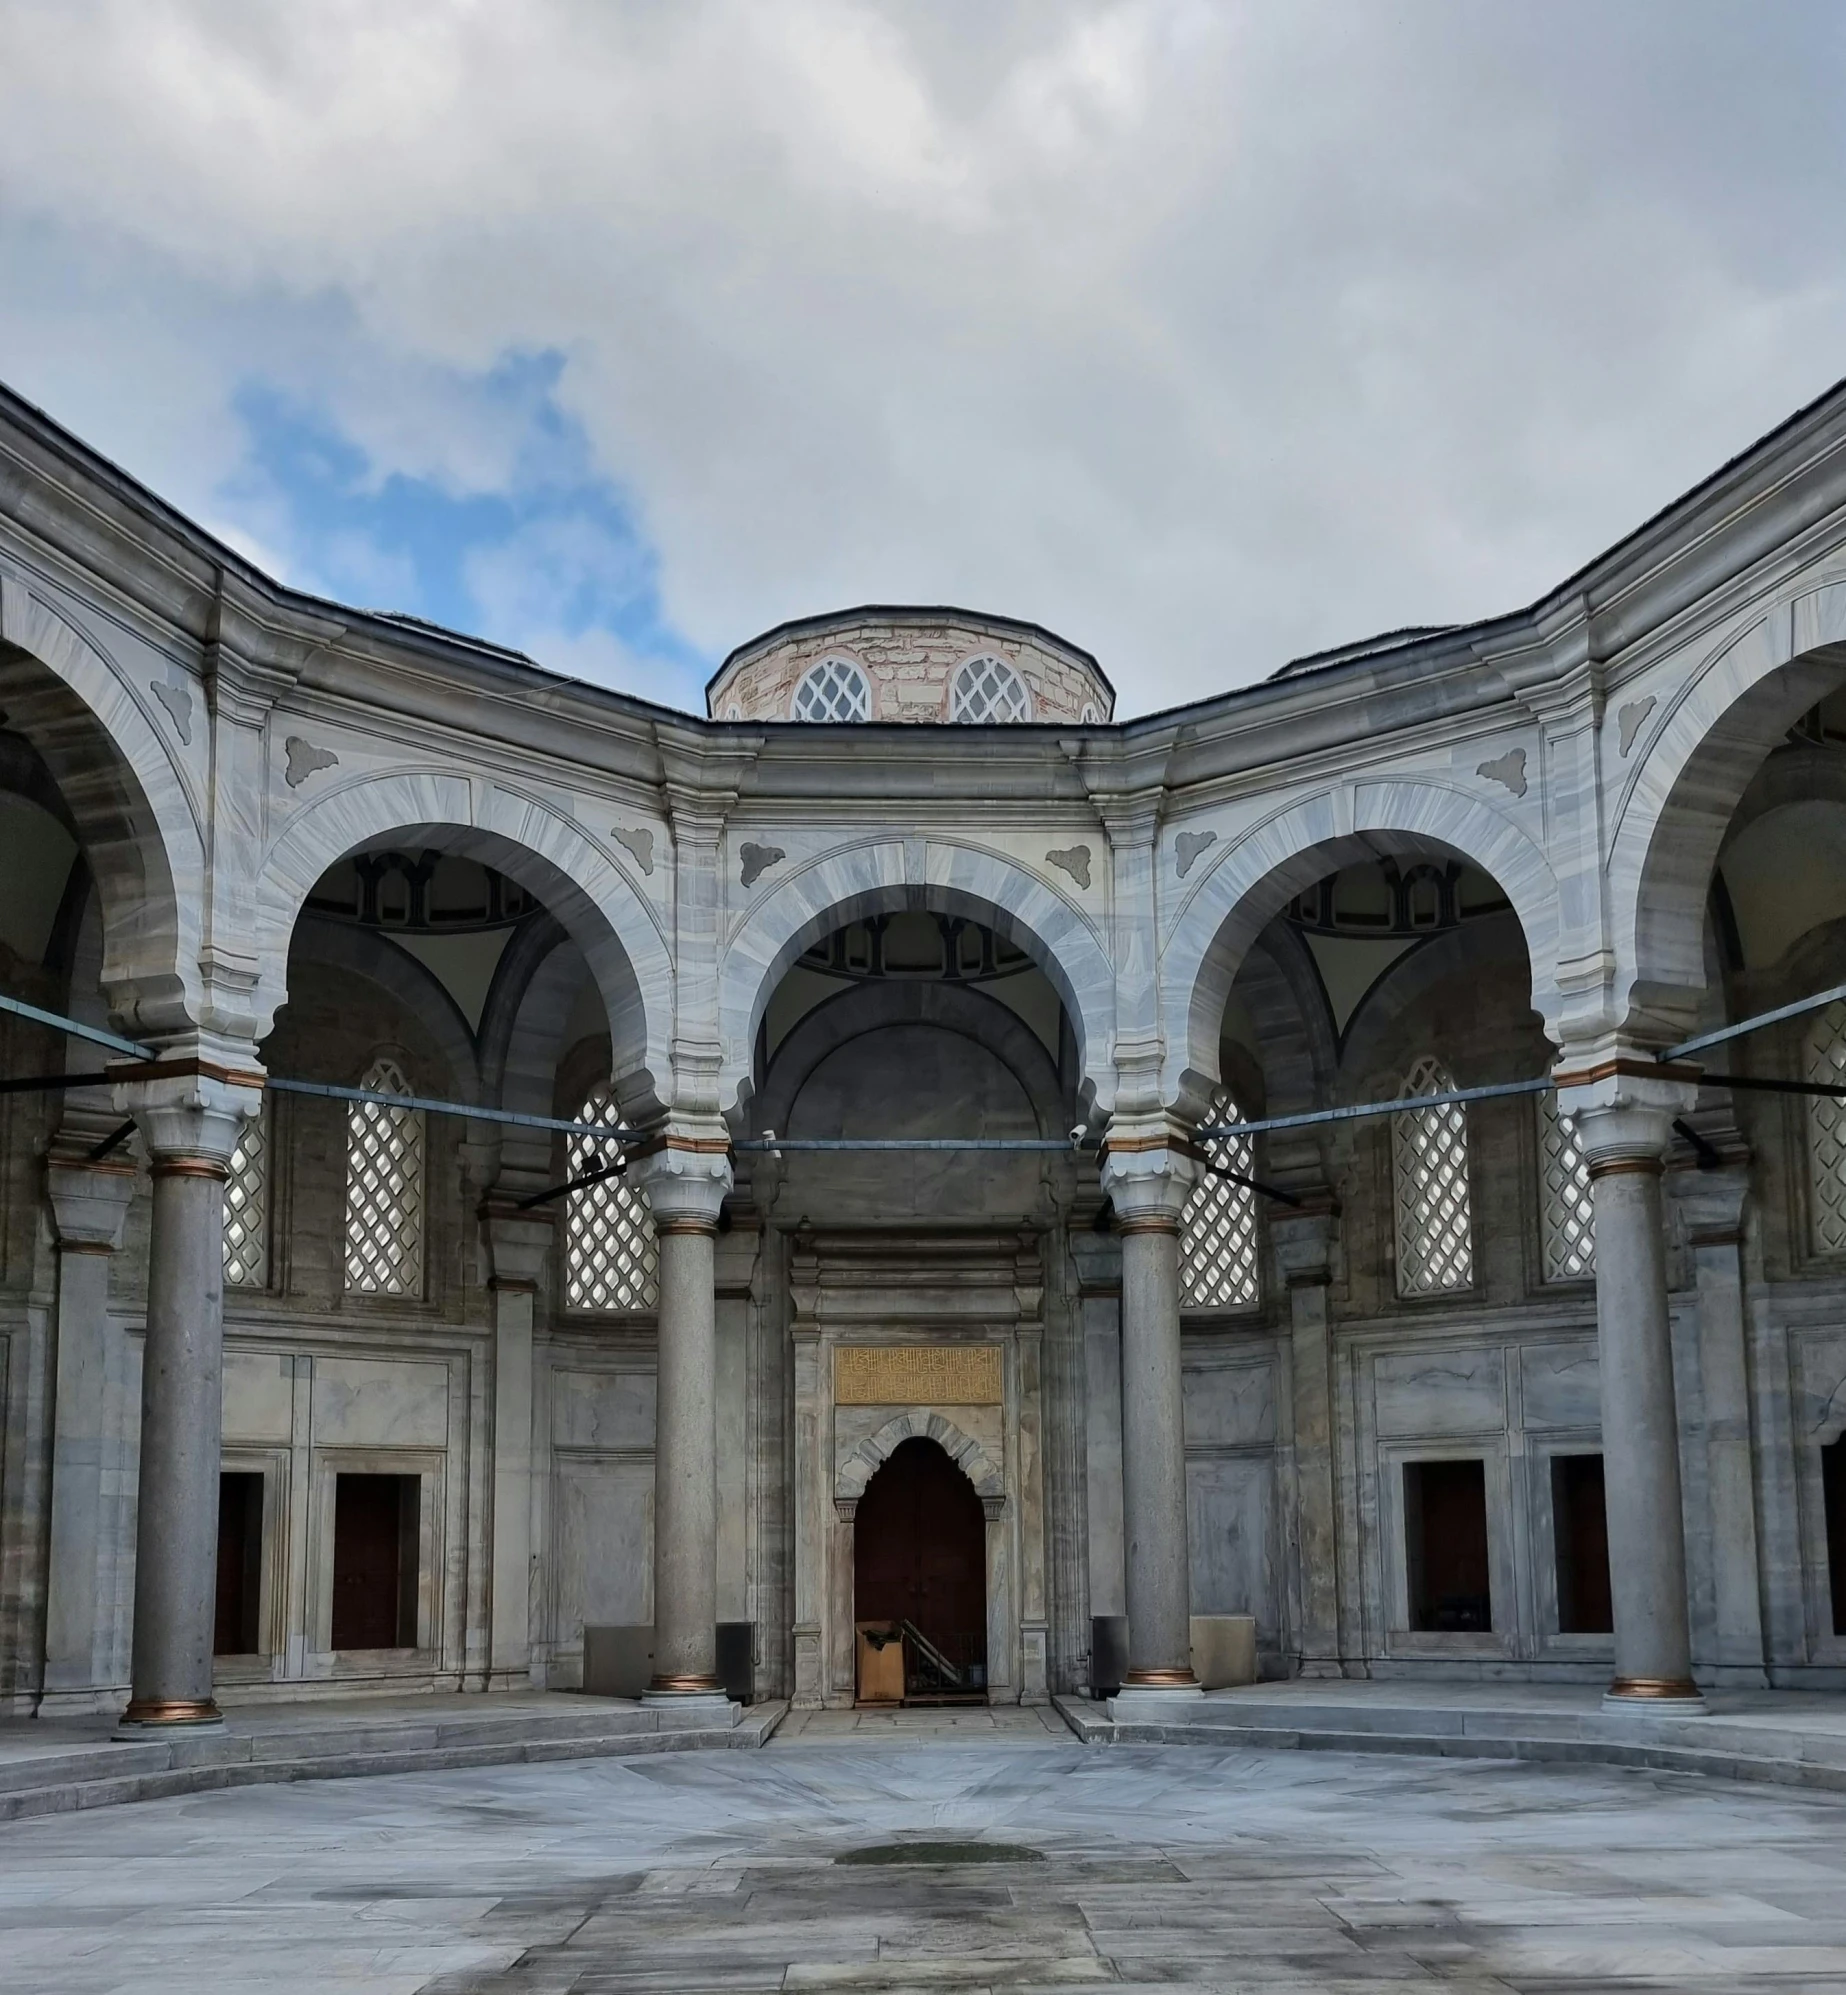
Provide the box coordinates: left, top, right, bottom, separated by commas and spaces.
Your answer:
1052, 1694, 1846, 1790
0, 1702, 785, 1821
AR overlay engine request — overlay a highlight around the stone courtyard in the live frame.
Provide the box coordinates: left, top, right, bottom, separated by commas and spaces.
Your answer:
10, 1732, 1846, 1991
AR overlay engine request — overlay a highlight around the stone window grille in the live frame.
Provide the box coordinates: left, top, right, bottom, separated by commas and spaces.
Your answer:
343, 1055, 426, 1297
1808, 1000, 1846, 1254
1536, 1092, 1595, 1280
792, 658, 870, 723
222, 1103, 270, 1289
950, 656, 1031, 723
566, 1084, 659, 1311
1180, 1088, 1260, 1308
1392, 1055, 1474, 1295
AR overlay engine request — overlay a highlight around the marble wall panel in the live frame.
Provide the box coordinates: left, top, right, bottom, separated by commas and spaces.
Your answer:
311, 1356, 448, 1448
550, 1366, 655, 1451
1187, 1453, 1279, 1643
550, 1453, 652, 1652
1182, 1357, 1278, 1448
222, 1349, 295, 1444
1374, 1345, 1506, 1438
1519, 1341, 1601, 1431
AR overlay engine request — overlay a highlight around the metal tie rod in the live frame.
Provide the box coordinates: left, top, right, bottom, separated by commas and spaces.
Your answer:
0, 990, 640, 1143
6, 986, 1551, 1153
1661, 980, 1846, 1063
1198, 1076, 1549, 1142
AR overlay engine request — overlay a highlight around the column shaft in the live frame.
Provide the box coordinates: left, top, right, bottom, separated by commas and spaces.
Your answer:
1592, 1156, 1698, 1698
651, 1216, 720, 1692
1118, 1215, 1195, 1685
124, 1158, 229, 1724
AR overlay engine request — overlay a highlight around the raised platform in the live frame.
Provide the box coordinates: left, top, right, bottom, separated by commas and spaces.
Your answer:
0, 1690, 785, 1822
1054, 1678, 1846, 1790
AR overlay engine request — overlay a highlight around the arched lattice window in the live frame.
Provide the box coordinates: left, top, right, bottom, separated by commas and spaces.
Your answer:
1392, 1055, 1474, 1295
950, 656, 1030, 723
344, 1056, 425, 1297
222, 1104, 270, 1289
1808, 1000, 1846, 1254
792, 659, 870, 723
1536, 1093, 1595, 1281
566, 1084, 658, 1310
1180, 1088, 1259, 1308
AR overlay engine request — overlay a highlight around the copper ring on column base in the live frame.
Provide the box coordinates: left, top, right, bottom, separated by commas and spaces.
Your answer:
1606, 1676, 1702, 1699
647, 1673, 723, 1693
653, 1217, 719, 1238
150, 1156, 232, 1182
120, 1697, 222, 1725
1585, 1156, 1664, 1181
1122, 1667, 1199, 1687
1114, 1216, 1181, 1237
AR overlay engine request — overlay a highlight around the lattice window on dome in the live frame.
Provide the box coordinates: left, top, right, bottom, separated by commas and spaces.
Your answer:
1181, 1090, 1259, 1309
1392, 1055, 1474, 1296
566, 1085, 658, 1311
792, 659, 870, 723
222, 1104, 270, 1289
950, 656, 1031, 723
1808, 1001, 1846, 1255
344, 1056, 426, 1297
1537, 1092, 1595, 1281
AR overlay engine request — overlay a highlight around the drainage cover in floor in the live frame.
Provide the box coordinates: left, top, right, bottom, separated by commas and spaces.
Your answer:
836, 1840, 1043, 1866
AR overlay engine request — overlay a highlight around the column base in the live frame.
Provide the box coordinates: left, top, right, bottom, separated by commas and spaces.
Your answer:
1107, 1676, 1204, 1724
1603, 1677, 1707, 1715
642, 1686, 739, 1726
113, 1697, 226, 1740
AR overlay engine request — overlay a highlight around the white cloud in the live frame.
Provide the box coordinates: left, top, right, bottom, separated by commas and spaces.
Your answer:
0, 0, 1841, 712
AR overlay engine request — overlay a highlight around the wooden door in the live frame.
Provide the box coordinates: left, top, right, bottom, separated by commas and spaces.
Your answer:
853, 1436, 986, 1679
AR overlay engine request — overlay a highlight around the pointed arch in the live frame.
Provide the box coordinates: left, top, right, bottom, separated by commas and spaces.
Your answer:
717, 836, 1113, 1119
836, 1409, 1005, 1514
1162, 780, 1563, 1117
0, 576, 202, 1036
256, 770, 672, 1118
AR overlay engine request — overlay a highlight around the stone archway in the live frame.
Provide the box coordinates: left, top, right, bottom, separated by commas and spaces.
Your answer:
852, 1436, 989, 1701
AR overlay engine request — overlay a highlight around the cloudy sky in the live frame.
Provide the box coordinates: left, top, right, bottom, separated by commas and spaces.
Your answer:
1, 1, 1842, 717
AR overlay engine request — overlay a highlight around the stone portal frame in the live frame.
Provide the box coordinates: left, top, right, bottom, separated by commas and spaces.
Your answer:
717, 837, 1114, 1119
0, 578, 204, 1036
254, 772, 674, 1117
1607, 575, 1846, 1037
1161, 782, 1566, 1118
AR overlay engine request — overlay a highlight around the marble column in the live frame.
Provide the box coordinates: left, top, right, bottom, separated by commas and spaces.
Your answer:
481, 1203, 553, 1688
1566, 1083, 1704, 1711
114, 1065, 257, 1733
632, 1137, 733, 1713
41, 1153, 137, 1709
1101, 1129, 1200, 1706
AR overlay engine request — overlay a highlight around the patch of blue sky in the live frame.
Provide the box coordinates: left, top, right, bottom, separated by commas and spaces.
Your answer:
221, 351, 709, 707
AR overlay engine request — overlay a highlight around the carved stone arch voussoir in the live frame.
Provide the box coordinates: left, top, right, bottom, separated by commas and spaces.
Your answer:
835, 1409, 1007, 1517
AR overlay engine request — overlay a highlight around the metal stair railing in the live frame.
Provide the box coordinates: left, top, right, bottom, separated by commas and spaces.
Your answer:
898, 1618, 964, 1690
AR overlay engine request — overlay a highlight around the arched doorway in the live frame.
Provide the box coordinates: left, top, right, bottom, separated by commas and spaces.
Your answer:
853, 1437, 987, 1702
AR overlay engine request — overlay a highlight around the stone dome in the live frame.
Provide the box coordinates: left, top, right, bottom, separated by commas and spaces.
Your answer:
706, 606, 1113, 725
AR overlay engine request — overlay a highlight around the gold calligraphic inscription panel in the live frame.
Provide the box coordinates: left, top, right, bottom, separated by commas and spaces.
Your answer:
834, 1344, 1002, 1406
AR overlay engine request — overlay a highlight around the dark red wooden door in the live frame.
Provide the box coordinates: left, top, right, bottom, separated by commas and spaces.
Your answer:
853, 1437, 986, 1668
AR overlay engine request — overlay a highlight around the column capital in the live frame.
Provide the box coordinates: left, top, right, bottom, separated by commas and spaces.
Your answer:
1099, 1109, 1196, 1227
1270, 1198, 1340, 1286
630, 1118, 732, 1229
1553, 1034, 1699, 1173
479, 1200, 556, 1290
45, 1154, 136, 1253
112, 1045, 262, 1168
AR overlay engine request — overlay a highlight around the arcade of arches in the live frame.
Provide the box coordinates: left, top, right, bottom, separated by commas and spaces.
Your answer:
10, 383, 1846, 1737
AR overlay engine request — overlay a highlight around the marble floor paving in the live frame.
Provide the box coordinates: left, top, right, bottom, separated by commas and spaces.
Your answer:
8, 1729, 1846, 1992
